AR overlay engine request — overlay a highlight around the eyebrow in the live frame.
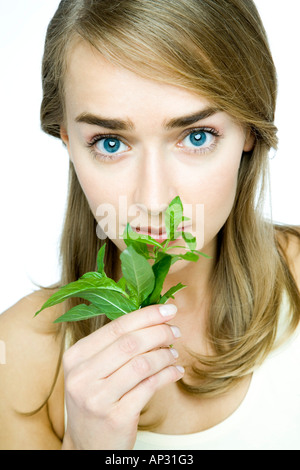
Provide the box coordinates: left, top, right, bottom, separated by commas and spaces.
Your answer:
75, 112, 134, 131
164, 107, 220, 130
75, 107, 220, 131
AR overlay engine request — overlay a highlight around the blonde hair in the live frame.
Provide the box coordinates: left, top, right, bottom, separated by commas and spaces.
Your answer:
39, 0, 300, 404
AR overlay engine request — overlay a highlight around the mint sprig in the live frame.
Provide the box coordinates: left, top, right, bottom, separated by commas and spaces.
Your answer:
35, 196, 210, 323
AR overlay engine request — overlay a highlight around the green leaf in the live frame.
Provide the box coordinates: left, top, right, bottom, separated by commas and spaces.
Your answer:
97, 244, 106, 274
54, 303, 103, 323
116, 277, 127, 291
71, 289, 137, 317
147, 253, 172, 305
176, 252, 199, 262
120, 245, 155, 305
192, 250, 213, 259
123, 224, 165, 250
81, 272, 105, 282
54, 299, 132, 324
165, 196, 184, 240
122, 224, 151, 257
124, 280, 140, 309
180, 231, 197, 251
169, 255, 183, 266
35, 277, 129, 316
159, 282, 187, 304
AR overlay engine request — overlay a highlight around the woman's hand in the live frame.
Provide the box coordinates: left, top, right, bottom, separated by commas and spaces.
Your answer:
61, 303, 183, 450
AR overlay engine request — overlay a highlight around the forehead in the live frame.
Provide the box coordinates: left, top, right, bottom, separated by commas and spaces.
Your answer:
63, 40, 214, 120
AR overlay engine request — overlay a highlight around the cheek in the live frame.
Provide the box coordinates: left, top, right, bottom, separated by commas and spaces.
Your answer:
73, 162, 105, 214
69, 149, 115, 219
70, 153, 126, 242
206, 161, 239, 211
190, 150, 242, 248
78, 170, 119, 239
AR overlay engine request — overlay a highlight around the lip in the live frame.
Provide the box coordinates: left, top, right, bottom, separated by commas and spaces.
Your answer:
130, 225, 191, 243
132, 226, 166, 236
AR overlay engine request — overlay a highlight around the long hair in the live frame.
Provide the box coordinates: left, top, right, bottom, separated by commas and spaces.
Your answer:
39, 0, 300, 404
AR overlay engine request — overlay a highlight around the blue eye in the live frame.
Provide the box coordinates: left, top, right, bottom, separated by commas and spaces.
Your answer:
182, 130, 214, 150
96, 137, 128, 155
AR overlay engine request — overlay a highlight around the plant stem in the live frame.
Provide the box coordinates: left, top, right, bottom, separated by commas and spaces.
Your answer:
162, 241, 170, 252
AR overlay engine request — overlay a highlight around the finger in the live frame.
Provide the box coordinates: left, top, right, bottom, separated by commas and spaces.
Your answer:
119, 363, 185, 416
83, 321, 182, 380
68, 303, 178, 360
104, 347, 180, 402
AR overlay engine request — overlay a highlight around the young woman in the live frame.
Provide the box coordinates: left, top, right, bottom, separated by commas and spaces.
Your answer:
0, 0, 300, 450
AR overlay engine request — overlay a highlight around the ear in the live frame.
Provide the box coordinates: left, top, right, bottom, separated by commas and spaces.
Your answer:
60, 125, 69, 146
243, 128, 255, 152
60, 126, 73, 161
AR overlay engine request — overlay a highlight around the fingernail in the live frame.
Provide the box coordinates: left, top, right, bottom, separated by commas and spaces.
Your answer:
159, 304, 177, 317
176, 365, 185, 374
170, 348, 179, 359
170, 326, 181, 338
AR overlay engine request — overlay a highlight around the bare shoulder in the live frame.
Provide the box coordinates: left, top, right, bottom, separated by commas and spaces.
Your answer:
0, 289, 60, 333
0, 289, 64, 449
276, 225, 300, 291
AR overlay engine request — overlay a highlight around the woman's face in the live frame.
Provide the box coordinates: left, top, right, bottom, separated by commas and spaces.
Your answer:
61, 41, 254, 271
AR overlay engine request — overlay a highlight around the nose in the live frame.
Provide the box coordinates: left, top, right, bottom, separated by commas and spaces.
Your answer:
133, 146, 175, 218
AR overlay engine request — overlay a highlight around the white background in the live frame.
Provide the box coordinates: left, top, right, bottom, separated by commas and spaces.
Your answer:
0, 0, 299, 314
